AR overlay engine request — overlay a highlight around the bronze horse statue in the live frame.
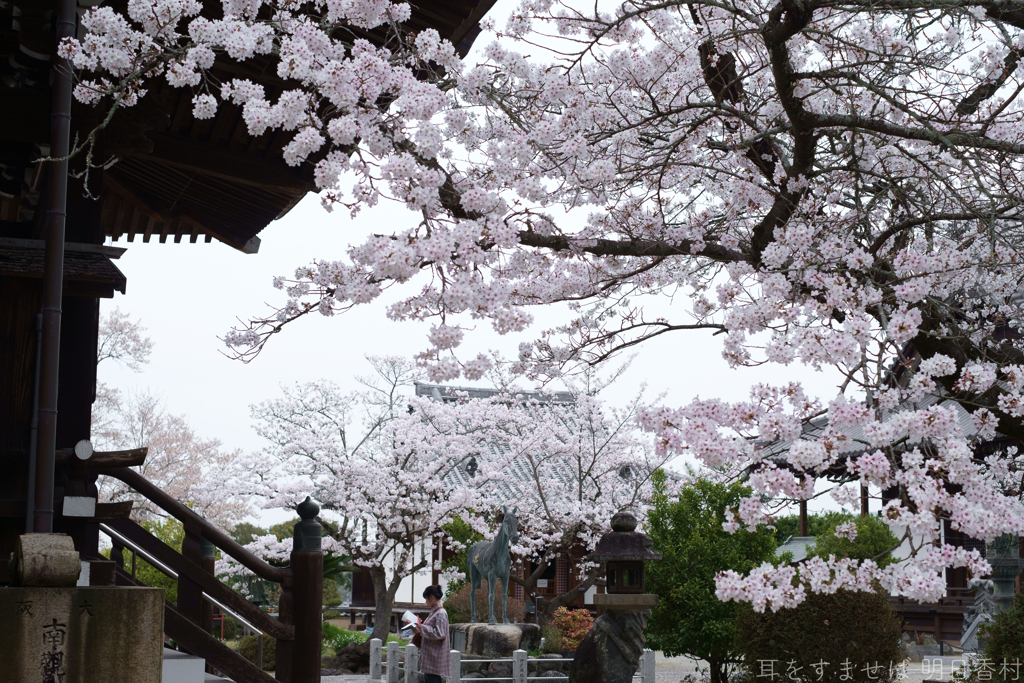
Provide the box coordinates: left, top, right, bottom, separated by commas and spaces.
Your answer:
468, 506, 519, 624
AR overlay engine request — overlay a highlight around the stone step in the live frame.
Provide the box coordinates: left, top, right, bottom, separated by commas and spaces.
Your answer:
162, 647, 205, 683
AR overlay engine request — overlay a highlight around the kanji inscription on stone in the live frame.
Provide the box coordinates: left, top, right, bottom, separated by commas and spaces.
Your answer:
40, 648, 66, 683
0, 586, 163, 682
42, 619, 67, 647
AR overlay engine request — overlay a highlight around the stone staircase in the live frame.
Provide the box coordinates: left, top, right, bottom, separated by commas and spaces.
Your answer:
162, 647, 231, 683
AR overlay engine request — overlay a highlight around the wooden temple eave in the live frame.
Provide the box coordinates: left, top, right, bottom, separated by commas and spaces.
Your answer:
0, 236, 126, 297
3, 0, 499, 254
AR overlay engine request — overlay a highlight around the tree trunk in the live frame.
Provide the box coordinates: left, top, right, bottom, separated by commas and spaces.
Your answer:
709, 659, 726, 683
368, 565, 401, 642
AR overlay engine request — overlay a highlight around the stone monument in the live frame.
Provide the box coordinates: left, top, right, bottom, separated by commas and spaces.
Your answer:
467, 505, 518, 625
570, 511, 661, 683
1, 533, 165, 683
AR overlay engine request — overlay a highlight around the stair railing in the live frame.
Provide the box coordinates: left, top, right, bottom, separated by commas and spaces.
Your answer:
99, 521, 273, 678
94, 467, 323, 683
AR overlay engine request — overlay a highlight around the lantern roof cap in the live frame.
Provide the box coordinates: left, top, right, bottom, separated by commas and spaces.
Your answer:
587, 511, 662, 563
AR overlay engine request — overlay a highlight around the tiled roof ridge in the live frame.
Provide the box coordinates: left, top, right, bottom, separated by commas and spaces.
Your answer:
413, 381, 576, 402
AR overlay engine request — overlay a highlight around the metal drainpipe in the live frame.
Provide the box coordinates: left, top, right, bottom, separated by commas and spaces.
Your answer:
26, 313, 43, 533
33, 0, 77, 533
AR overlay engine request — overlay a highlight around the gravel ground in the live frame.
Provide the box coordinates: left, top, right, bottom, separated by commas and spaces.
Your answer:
321, 653, 970, 682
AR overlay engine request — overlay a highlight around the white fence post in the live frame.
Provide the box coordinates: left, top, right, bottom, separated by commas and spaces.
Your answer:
512, 649, 527, 683
405, 643, 419, 683
370, 638, 383, 681
449, 649, 462, 683
387, 641, 400, 683
641, 649, 655, 683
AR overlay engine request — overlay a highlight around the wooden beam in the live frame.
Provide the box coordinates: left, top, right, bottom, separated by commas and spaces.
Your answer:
56, 446, 148, 468
93, 501, 134, 520
140, 132, 312, 192
63, 281, 116, 298
104, 173, 262, 252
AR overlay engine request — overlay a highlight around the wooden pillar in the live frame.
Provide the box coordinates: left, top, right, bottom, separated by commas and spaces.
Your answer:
199, 536, 216, 673
110, 537, 126, 580
861, 484, 869, 517
178, 521, 205, 631
290, 497, 323, 683
799, 500, 808, 536
276, 573, 294, 682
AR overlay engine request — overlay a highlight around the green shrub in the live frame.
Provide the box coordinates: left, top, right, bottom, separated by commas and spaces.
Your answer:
953, 592, 1024, 682
806, 515, 901, 568
774, 511, 854, 542
550, 607, 593, 649
323, 609, 343, 620
322, 622, 370, 653
735, 589, 906, 683
646, 472, 778, 683
212, 615, 241, 641
540, 625, 564, 654
237, 634, 277, 671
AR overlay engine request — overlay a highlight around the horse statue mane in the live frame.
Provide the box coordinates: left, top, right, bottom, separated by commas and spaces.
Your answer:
467, 505, 519, 624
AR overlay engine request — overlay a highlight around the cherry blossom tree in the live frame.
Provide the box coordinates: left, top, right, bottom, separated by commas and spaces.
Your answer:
463, 374, 666, 618
65, 0, 1024, 607
224, 356, 660, 632
94, 310, 248, 527
223, 356, 502, 641
97, 307, 154, 371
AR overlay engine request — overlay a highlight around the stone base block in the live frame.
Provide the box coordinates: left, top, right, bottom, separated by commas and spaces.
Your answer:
0, 585, 164, 683
593, 594, 658, 610
450, 623, 541, 657
14, 534, 81, 586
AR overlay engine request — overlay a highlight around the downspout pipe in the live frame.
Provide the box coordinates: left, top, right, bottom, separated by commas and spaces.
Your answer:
33, 0, 77, 533
26, 313, 43, 533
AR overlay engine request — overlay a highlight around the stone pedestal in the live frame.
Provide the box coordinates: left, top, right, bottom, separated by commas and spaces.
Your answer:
449, 623, 541, 657
0, 585, 164, 683
569, 608, 652, 683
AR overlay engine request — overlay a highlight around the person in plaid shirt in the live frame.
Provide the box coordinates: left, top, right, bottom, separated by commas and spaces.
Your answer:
415, 585, 451, 682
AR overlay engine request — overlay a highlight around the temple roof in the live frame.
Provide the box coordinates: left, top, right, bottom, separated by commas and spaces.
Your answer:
414, 382, 576, 404
0, 237, 126, 296
0, 0, 498, 252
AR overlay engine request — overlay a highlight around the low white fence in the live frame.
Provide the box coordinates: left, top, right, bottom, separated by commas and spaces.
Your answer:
368, 638, 656, 683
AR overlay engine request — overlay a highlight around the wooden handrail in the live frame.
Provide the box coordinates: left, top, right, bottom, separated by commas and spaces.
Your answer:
166, 606, 279, 683
109, 561, 277, 683
103, 519, 295, 641
103, 467, 289, 583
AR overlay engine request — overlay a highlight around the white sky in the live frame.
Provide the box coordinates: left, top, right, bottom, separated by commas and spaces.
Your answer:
96, 0, 848, 523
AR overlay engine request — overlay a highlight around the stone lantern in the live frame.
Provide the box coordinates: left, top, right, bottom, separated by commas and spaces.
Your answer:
569, 511, 662, 683
589, 510, 662, 609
